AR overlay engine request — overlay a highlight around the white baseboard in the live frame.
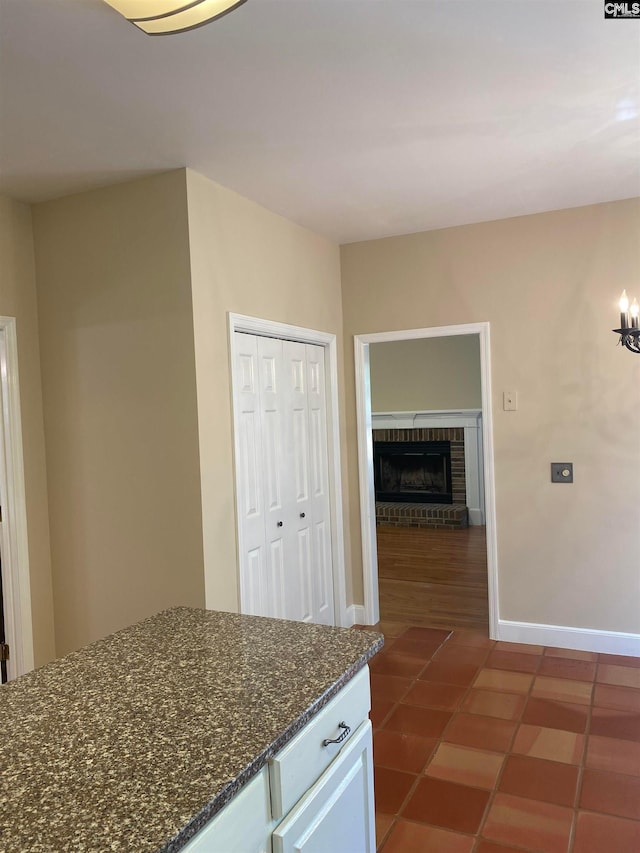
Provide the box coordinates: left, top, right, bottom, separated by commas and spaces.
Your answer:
468, 508, 484, 526
345, 604, 367, 627
497, 619, 640, 657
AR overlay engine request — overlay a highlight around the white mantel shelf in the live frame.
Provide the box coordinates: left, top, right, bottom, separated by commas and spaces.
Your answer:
371, 409, 482, 430
372, 409, 485, 526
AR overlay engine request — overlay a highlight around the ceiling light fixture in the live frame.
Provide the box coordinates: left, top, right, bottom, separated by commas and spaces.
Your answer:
613, 289, 640, 354
103, 0, 248, 35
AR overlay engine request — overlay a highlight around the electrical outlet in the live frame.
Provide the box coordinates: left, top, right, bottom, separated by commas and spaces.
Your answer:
503, 391, 517, 411
551, 463, 573, 483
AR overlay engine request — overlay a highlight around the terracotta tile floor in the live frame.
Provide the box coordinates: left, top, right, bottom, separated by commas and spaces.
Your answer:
359, 622, 640, 853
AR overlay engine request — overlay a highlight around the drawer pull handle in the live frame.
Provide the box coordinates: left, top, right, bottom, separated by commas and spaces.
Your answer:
322, 721, 351, 747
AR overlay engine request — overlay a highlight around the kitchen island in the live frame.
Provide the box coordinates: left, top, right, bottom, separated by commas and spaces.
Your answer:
0, 607, 382, 853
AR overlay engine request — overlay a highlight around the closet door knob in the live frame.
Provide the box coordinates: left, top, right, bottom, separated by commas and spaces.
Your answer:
300, 512, 306, 518
277, 521, 283, 527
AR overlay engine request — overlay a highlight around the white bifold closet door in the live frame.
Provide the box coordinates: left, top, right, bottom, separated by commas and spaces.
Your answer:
234, 332, 334, 625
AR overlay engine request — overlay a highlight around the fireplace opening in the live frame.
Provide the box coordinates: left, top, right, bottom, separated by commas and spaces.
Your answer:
373, 440, 452, 504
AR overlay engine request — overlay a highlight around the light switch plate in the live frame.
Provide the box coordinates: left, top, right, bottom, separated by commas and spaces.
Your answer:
503, 391, 517, 411
551, 463, 573, 483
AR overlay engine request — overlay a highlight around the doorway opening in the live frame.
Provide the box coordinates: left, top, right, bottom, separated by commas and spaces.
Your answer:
354, 323, 499, 636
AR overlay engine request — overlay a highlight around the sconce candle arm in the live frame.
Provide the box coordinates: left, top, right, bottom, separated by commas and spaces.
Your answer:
613, 327, 640, 354
613, 290, 640, 354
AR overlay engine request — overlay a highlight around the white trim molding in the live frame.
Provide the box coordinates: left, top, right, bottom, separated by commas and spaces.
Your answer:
0, 318, 34, 679
346, 604, 367, 627
498, 619, 640, 657
354, 322, 499, 637
227, 313, 349, 628
372, 409, 481, 429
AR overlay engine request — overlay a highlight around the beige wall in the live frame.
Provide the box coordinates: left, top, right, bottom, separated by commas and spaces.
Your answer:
370, 335, 481, 412
185, 169, 347, 612
33, 171, 205, 656
0, 195, 55, 667
17, 166, 638, 653
341, 199, 640, 633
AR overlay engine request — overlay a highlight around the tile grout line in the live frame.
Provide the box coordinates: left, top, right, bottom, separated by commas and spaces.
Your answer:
372, 625, 640, 852
568, 664, 595, 853
379, 629, 497, 849
372, 624, 414, 851
379, 629, 454, 849
375, 627, 456, 849
459, 642, 504, 853
377, 629, 509, 848
471, 639, 543, 850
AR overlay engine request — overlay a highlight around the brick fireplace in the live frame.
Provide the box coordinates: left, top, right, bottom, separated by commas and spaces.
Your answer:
371, 410, 484, 530
373, 427, 467, 528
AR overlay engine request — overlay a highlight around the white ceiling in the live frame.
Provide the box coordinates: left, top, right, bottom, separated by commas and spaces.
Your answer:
1, 0, 638, 243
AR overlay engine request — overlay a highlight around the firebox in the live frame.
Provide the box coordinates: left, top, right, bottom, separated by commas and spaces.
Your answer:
373, 440, 452, 504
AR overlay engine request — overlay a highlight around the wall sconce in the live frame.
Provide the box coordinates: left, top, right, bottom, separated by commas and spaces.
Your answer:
613, 289, 640, 354
104, 0, 248, 35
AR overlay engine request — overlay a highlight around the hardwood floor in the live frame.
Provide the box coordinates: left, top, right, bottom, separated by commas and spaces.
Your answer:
376, 525, 489, 632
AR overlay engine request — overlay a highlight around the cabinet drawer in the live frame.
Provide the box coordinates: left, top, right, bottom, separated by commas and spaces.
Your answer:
269, 666, 371, 819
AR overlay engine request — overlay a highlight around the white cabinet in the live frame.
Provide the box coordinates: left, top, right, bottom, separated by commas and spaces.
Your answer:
272, 721, 374, 853
180, 667, 374, 853
232, 332, 334, 626
181, 768, 271, 853
268, 667, 371, 819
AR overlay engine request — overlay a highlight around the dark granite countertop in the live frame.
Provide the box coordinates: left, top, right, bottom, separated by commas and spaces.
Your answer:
0, 607, 382, 853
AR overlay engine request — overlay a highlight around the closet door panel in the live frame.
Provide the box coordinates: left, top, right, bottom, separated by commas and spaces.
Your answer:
294, 526, 313, 623
283, 340, 312, 623
292, 408, 309, 503
313, 519, 333, 624
263, 407, 283, 512
268, 537, 287, 620
245, 547, 267, 619
234, 334, 267, 617
257, 336, 288, 619
305, 344, 334, 626
286, 342, 311, 507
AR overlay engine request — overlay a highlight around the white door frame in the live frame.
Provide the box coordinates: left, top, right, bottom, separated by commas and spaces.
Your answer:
0, 317, 34, 679
354, 322, 499, 637
228, 313, 349, 627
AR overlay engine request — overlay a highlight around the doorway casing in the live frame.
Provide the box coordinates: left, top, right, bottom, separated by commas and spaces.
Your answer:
354, 322, 499, 636
228, 313, 349, 628
0, 316, 34, 679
